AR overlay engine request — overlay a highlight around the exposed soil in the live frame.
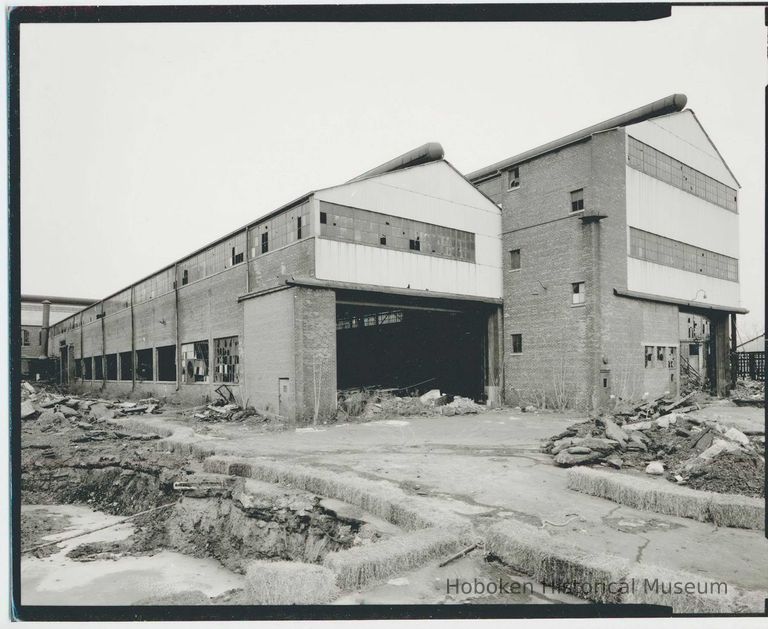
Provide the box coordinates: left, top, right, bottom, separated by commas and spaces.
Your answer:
21, 384, 387, 578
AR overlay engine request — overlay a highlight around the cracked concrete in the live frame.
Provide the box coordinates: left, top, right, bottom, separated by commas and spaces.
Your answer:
111, 410, 768, 595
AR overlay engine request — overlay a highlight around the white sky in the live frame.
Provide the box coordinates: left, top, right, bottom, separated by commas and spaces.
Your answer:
18, 6, 766, 334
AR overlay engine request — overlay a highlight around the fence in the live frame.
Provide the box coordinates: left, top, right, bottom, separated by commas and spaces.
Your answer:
736, 351, 765, 381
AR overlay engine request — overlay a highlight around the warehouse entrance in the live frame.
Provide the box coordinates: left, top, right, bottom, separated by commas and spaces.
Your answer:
335, 290, 499, 402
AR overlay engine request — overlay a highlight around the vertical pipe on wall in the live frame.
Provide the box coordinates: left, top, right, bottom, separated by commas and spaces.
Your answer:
244, 226, 250, 294
174, 263, 180, 392
40, 300, 51, 358
100, 302, 106, 390
730, 313, 737, 390
130, 286, 136, 392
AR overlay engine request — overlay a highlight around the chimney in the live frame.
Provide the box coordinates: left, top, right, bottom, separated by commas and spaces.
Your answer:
40, 300, 51, 358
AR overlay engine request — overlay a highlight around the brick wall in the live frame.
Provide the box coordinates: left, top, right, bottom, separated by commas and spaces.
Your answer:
248, 238, 315, 291
293, 286, 337, 424
498, 141, 594, 409
591, 130, 680, 403
241, 287, 296, 417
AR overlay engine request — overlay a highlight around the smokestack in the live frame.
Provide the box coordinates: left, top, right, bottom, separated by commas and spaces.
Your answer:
40, 300, 51, 358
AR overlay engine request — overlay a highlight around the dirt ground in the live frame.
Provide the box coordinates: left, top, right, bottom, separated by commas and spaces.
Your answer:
19, 385, 768, 606
95, 405, 768, 595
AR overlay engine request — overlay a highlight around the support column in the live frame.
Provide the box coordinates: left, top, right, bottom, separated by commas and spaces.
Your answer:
730, 313, 737, 390
293, 287, 337, 425
485, 305, 503, 407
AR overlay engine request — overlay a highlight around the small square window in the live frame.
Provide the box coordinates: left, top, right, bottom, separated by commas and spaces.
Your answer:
510, 249, 521, 270
511, 334, 522, 354
380, 236, 387, 245
644, 346, 654, 368
570, 189, 585, 212
572, 281, 585, 305
409, 239, 421, 251
507, 167, 520, 190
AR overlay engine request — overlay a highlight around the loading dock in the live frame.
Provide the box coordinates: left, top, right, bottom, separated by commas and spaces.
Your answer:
333, 288, 501, 403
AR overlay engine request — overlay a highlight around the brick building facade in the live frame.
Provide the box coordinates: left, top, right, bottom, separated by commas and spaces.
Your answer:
45, 95, 744, 418
469, 94, 744, 409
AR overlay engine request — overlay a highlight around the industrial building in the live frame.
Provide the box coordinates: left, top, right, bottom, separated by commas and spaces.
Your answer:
21, 295, 96, 379
48, 147, 504, 421
469, 93, 744, 408
45, 94, 744, 419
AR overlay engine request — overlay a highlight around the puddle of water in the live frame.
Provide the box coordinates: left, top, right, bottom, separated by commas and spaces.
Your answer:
22, 504, 244, 606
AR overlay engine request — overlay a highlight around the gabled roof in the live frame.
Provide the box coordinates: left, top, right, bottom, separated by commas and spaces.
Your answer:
625, 109, 740, 188
466, 94, 688, 182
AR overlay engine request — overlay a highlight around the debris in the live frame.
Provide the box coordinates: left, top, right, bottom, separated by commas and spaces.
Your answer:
645, 461, 665, 475
723, 427, 750, 446
438, 542, 479, 567
21, 401, 37, 419
604, 418, 628, 447
542, 392, 764, 497
419, 389, 442, 405
541, 514, 580, 528
21, 502, 177, 554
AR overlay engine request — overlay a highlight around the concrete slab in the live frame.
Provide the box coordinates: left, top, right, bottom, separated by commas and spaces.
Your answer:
117, 410, 768, 596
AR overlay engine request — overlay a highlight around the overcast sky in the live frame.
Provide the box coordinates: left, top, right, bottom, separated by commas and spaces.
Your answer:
19, 6, 766, 335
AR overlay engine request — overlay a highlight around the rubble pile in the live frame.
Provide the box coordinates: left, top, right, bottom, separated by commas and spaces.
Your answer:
21, 381, 166, 425
185, 398, 262, 423
730, 378, 765, 407
337, 388, 486, 421
543, 392, 765, 498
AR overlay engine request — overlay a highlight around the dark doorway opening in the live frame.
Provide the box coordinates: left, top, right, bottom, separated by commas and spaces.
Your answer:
335, 299, 486, 400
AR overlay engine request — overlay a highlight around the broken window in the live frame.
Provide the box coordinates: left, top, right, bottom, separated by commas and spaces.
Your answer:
572, 281, 585, 305
627, 136, 737, 212
511, 334, 522, 354
510, 249, 521, 271
214, 336, 239, 383
21, 329, 30, 346
182, 269, 189, 286
94, 355, 104, 380
656, 346, 665, 367
570, 189, 585, 213
231, 247, 244, 266
156, 345, 176, 382
83, 357, 93, 380
119, 351, 133, 381
667, 346, 677, 369
261, 231, 269, 254
181, 341, 209, 383
507, 167, 520, 189
136, 348, 153, 381
317, 201, 475, 262
75, 359, 82, 378
689, 344, 699, 356
644, 346, 654, 368
105, 354, 118, 380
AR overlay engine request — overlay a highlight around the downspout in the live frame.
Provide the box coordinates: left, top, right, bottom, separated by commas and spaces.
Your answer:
39, 300, 51, 358
100, 302, 106, 390
174, 263, 181, 392
130, 286, 136, 392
